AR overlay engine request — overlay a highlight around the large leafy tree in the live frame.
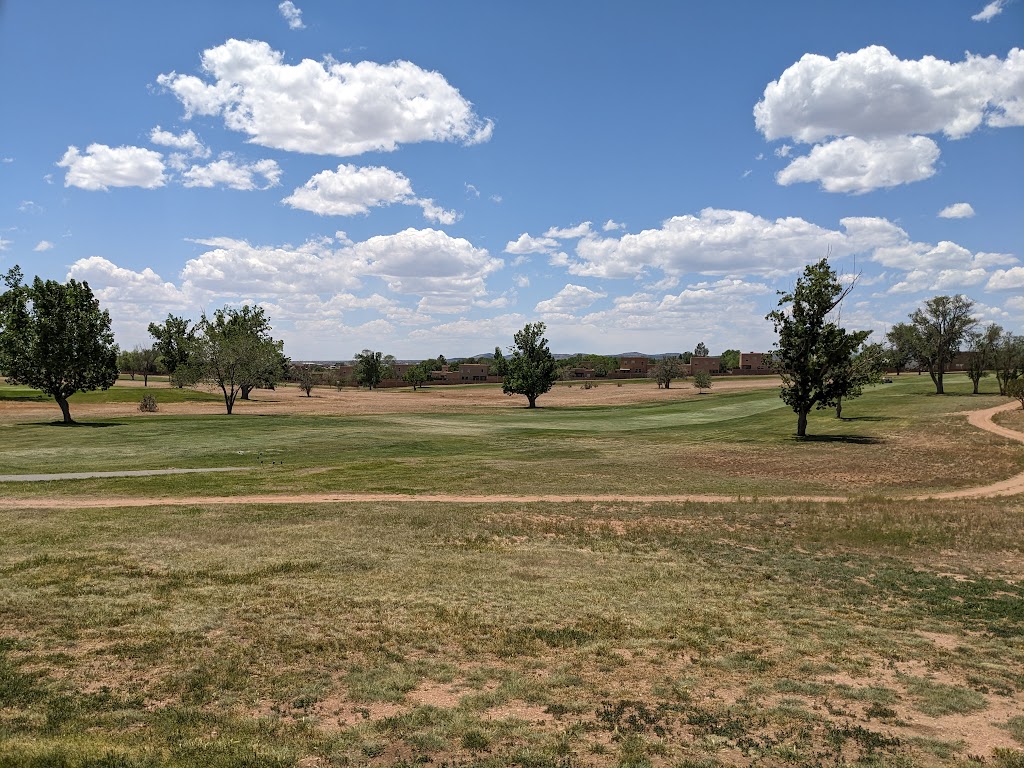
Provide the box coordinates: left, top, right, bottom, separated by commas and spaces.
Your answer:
148, 314, 198, 387
885, 323, 919, 375
0, 267, 119, 424
354, 349, 395, 389
118, 345, 161, 387
993, 332, 1024, 396
719, 349, 740, 372
832, 342, 886, 419
908, 295, 977, 395
653, 357, 684, 388
502, 322, 558, 408
489, 346, 508, 377
766, 259, 870, 437
966, 323, 1002, 395
194, 305, 285, 414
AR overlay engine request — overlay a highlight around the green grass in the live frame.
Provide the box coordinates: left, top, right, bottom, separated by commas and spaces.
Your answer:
0, 497, 1021, 765
0, 374, 1019, 500
0, 372, 1022, 765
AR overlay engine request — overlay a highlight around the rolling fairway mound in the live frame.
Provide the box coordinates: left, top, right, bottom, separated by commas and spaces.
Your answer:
0, 374, 1022, 766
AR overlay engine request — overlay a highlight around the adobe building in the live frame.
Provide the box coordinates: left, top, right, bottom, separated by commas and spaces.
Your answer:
429, 363, 491, 383
617, 356, 651, 377
690, 356, 721, 376
738, 352, 773, 374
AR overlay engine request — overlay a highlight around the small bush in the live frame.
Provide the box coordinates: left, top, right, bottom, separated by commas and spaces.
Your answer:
138, 394, 158, 412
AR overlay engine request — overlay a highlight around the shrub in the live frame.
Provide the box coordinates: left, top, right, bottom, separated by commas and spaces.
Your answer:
138, 394, 158, 412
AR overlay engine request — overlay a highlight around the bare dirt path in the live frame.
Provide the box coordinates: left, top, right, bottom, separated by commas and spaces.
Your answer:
1, 400, 1022, 510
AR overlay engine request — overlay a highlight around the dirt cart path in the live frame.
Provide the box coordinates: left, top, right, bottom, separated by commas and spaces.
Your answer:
1, 401, 1022, 510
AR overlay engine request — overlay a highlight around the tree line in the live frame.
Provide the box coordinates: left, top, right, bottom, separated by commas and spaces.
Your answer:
2, 263, 1021, 426
767, 260, 1024, 437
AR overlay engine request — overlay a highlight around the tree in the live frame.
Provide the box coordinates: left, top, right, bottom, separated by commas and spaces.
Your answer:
0, 267, 119, 424
766, 259, 870, 437
832, 342, 886, 419
993, 332, 1024, 396
719, 349, 740, 372
693, 370, 713, 393
118, 348, 141, 380
293, 364, 316, 397
120, 345, 161, 387
490, 346, 508, 377
354, 349, 394, 389
885, 323, 918, 375
966, 323, 1002, 395
908, 295, 977, 395
148, 314, 198, 387
694, 341, 709, 357
1008, 377, 1024, 411
653, 357, 683, 388
502, 322, 558, 408
194, 305, 285, 414
404, 362, 430, 390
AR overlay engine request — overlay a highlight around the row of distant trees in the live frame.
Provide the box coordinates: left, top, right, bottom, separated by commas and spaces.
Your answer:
0, 265, 293, 422
2, 262, 1021, 427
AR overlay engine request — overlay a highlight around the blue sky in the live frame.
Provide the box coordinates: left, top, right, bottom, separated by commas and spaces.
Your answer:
1, 1, 1021, 359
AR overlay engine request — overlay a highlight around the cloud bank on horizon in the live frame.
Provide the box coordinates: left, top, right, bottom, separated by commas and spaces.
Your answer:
0, 2, 1020, 358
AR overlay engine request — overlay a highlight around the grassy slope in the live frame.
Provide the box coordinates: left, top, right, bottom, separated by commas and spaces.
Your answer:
1, 498, 1022, 766
0, 375, 1019, 499
0, 374, 1022, 766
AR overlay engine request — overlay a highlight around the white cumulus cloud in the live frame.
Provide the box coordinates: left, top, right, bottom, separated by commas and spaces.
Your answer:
756, 46, 1024, 192
278, 1, 305, 29
535, 284, 607, 315
938, 202, 976, 219
987, 267, 1024, 290
504, 232, 560, 255
283, 163, 456, 223
182, 156, 282, 190
157, 39, 493, 156
33, 241, 54, 252
149, 126, 210, 157
57, 144, 166, 190
544, 222, 593, 239
756, 46, 1024, 143
775, 136, 940, 193
350, 227, 502, 303
973, 0, 1007, 21
181, 235, 360, 297
67, 256, 190, 308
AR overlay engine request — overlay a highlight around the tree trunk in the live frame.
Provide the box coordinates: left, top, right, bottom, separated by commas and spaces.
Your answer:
972, 378, 979, 394
796, 409, 808, 437
241, 384, 254, 400
835, 397, 843, 419
55, 395, 74, 424
527, 395, 537, 408
143, 373, 149, 387
221, 385, 234, 414
935, 370, 944, 395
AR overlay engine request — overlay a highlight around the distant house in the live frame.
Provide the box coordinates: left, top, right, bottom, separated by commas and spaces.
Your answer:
618, 356, 651, 377
690, 356, 721, 376
566, 367, 597, 379
430, 363, 490, 383
738, 352, 772, 374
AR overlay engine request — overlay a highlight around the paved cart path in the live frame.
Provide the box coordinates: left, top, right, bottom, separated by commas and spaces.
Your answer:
1, 401, 1022, 509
